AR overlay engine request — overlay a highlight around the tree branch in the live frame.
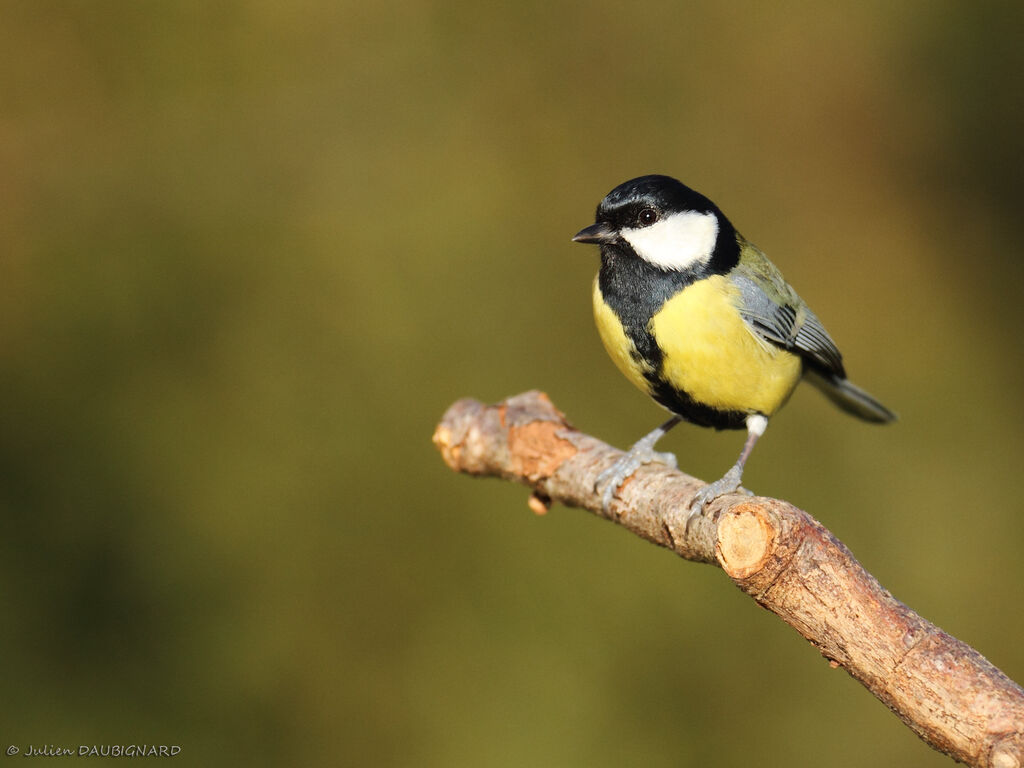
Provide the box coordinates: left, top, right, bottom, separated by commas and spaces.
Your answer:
432, 391, 1024, 768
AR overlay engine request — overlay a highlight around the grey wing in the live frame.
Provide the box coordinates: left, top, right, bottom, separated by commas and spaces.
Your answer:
730, 270, 847, 379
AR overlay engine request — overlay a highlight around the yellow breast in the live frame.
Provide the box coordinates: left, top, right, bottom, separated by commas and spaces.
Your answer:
592, 276, 654, 395
650, 275, 802, 416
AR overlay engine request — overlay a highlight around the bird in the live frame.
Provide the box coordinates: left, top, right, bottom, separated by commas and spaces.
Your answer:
572, 174, 895, 516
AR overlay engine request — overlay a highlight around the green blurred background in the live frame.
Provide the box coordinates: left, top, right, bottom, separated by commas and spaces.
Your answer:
1, 1, 1021, 765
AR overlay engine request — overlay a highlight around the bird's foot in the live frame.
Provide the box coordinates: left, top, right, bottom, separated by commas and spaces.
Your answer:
595, 446, 677, 512
687, 465, 752, 519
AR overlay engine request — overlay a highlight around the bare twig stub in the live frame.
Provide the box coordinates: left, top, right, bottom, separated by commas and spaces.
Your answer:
433, 391, 1024, 768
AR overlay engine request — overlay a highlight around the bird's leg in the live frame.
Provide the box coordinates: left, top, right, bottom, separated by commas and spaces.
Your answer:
595, 416, 682, 512
689, 414, 767, 517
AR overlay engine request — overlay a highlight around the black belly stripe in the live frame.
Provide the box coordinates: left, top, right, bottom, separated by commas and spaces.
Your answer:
646, 375, 748, 430
597, 234, 748, 431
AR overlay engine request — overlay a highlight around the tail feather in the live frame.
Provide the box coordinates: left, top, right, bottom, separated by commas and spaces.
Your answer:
805, 369, 896, 423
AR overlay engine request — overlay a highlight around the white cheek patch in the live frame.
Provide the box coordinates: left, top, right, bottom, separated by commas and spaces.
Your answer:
621, 211, 719, 271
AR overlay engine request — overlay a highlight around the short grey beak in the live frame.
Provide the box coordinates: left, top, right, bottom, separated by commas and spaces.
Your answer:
572, 222, 616, 244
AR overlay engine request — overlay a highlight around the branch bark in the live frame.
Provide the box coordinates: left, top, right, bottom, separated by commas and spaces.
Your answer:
433, 391, 1024, 768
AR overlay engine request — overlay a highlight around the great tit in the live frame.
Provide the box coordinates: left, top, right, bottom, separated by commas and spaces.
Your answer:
573, 174, 895, 515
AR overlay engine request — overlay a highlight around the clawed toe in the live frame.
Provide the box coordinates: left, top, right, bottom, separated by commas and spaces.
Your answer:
654, 450, 677, 469
687, 465, 747, 518
595, 447, 677, 512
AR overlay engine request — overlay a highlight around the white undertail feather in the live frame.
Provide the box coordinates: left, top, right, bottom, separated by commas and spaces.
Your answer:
746, 413, 768, 437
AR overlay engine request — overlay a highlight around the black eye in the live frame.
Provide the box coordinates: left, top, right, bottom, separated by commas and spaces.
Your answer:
637, 207, 659, 226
